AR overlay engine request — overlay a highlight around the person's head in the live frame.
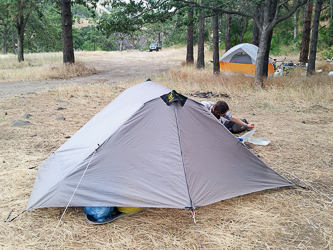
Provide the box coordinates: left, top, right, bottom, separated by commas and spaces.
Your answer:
212, 101, 229, 119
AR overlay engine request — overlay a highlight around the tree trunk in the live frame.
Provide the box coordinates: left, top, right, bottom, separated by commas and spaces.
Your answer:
238, 17, 248, 44
225, 14, 231, 51
119, 39, 123, 51
17, 29, 24, 61
307, 0, 323, 76
186, 9, 194, 64
197, 0, 205, 69
1, 28, 8, 54
16, 14, 27, 62
299, 1, 313, 64
263, 30, 273, 77
252, 21, 260, 46
12, 29, 16, 55
263, 0, 277, 77
61, 0, 75, 64
239, 18, 244, 43
17, 28, 24, 61
1, 22, 9, 54
213, 13, 220, 74
255, 30, 269, 86
293, 11, 297, 42
158, 32, 161, 44
252, 4, 261, 46
1, 36, 6, 54
255, 0, 279, 86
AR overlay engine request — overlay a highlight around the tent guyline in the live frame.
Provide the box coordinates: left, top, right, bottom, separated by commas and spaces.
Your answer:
190, 209, 204, 250
4, 209, 26, 223
46, 148, 98, 249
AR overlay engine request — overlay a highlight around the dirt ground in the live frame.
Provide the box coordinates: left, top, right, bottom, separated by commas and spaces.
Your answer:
0, 48, 185, 98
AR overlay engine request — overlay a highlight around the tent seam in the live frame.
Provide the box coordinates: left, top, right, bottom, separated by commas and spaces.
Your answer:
174, 102, 194, 209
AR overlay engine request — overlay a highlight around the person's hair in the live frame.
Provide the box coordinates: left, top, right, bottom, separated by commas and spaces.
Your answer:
212, 101, 229, 119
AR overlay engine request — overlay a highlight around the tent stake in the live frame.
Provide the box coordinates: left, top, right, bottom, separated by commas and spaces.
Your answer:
190, 209, 203, 250
4, 209, 13, 222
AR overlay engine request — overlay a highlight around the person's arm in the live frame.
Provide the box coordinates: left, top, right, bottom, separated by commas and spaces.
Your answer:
230, 116, 255, 130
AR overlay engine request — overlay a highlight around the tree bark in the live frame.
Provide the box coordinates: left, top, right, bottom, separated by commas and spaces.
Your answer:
238, 17, 249, 43
197, 0, 205, 69
256, 29, 270, 86
263, 30, 273, 77
262, 0, 277, 77
299, 1, 313, 64
17, 24, 24, 62
252, 4, 261, 46
12, 29, 16, 55
255, 0, 278, 86
293, 11, 297, 42
61, 0, 75, 64
186, 8, 194, 64
252, 21, 260, 46
1, 29, 8, 54
119, 39, 123, 52
225, 14, 231, 52
16, 13, 30, 62
307, 0, 323, 76
213, 13, 220, 74
1, 36, 6, 54
158, 32, 161, 44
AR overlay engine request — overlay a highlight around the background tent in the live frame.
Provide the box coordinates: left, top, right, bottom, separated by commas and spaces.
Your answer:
219, 43, 275, 75
27, 80, 293, 211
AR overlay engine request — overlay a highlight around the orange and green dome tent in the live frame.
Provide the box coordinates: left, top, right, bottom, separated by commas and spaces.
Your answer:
219, 43, 275, 76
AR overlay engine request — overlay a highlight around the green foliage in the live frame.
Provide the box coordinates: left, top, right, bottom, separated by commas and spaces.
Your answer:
318, 21, 333, 59
1, 0, 332, 58
270, 16, 295, 55
74, 25, 117, 51
24, 2, 62, 52
72, 4, 95, 18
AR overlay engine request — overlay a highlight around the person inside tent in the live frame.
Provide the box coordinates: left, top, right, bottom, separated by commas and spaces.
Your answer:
84, 206, 145, 224
201, 100, 255, 133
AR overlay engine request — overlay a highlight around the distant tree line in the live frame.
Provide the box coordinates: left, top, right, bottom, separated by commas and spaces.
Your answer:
1, 0, 332, 86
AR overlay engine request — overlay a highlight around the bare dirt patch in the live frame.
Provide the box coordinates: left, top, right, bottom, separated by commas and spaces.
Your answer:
0, 48, 185, 98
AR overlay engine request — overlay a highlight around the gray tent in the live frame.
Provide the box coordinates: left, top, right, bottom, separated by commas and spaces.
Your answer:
27, 80, 293, 211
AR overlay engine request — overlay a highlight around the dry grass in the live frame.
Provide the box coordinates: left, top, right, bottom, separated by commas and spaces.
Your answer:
1, 51, 333, 249
0, 52, 97, 83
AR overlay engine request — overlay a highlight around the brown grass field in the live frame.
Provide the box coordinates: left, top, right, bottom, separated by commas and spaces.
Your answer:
0, 48, 333, 249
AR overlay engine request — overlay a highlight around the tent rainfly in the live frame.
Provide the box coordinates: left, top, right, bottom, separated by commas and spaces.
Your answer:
27, 80, 293, 211
219, 43, 275, 76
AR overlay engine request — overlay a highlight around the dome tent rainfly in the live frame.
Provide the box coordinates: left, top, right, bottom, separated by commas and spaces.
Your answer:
219, 43, 275, 76
27, 80, 293, 212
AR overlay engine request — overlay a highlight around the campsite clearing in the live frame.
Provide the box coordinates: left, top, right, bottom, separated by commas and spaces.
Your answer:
1, 48, 333, 249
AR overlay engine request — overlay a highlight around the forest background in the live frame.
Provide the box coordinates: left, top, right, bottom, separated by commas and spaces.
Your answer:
1, 0, 332, 62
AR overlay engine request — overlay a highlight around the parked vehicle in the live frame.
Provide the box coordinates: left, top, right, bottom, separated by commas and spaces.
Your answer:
149, 43, 161, 52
